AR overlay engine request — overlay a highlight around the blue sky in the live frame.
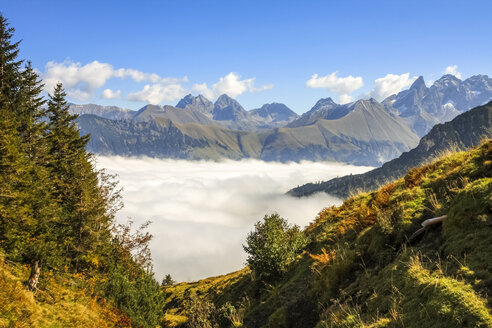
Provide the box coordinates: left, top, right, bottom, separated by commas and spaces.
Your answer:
3, 0, 492, 113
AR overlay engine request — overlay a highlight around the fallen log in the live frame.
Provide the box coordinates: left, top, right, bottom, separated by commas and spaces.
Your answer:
421, 215, 447, 228
408, 215, 447, 243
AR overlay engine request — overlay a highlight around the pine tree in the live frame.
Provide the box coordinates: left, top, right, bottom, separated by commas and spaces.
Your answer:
46, 83, 112, 270
0, 16, 61, 278
0, 13, 30, 262
46, 83, 89, 167
0, 13, 23, 182
18, 64, 63, 273
0, 14, 22, 102
17, 61, 47, 160
162, 273, 175, 286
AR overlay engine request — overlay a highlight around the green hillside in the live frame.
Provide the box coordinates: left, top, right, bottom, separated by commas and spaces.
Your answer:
163, 140, 492, 328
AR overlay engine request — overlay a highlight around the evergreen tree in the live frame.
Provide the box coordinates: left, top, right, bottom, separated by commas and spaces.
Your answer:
0, 13, 30, 262
18, 64, 63, 271
0, 14, 22, 103
0, 16, 61, 274
17, 61, 47, 160
162, 273, 175, 286
0, 14, 163, 324
46, 83, 112, 270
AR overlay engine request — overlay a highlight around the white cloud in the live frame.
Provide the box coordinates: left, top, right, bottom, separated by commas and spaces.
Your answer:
445, 65, 462, 79
368, 73, 417, 100
306, 72, 364, 96
127, 83, 186, 104
43, 60, 114, 101
101, 88, 121, 99
193, 72, 274, 99
113, 68, 162, 83
41, 60, 186, 101
192, 82, 215, 100
338, 94, 353, 104
95, 157, 373, 282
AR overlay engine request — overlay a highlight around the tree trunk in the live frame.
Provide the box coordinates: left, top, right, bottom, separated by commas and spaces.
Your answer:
27, 260, 40, 291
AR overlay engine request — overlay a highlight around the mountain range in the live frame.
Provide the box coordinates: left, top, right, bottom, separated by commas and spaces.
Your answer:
73, 74, 492, 166
77, 97, 418, 165
288, 101, 492, 198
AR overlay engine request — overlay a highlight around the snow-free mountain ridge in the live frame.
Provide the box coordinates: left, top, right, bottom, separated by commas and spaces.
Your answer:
72, 74, 492, 165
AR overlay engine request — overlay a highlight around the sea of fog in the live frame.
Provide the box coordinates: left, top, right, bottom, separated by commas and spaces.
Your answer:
95, 157, 373, 282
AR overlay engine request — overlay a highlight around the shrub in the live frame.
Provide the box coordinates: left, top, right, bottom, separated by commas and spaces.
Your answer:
243, 213, 307, 282
183, 292, 216, 328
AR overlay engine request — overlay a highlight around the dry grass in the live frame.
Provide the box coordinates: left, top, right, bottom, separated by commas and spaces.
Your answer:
0, 256, 130, 328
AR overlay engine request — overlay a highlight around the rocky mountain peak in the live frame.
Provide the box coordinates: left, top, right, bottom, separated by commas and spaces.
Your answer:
251, 103, 298, 122
463, 75, 492, 90
352, 98, 384, 113
176, 94, 214, 114
213, 94, 247, 121
433, 74, 461, 88
311, 97, 337, 111
175, 94, 194, 108
214, 94, 239, 108
410, 76, 427, 91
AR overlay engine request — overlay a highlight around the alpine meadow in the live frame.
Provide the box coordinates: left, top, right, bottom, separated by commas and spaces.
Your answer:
1, 1, 492, 328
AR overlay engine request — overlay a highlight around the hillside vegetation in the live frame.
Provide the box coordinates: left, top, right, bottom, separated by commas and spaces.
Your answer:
0, 15, 162, 327
164, 140, 492, 327
0, 253, 130, 328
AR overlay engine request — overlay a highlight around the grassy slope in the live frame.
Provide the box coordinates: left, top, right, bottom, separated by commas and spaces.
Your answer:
164, 140, 492, 327
0, 255, 130, 328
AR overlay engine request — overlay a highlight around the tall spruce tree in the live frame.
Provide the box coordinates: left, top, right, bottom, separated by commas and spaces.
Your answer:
0, 14, 22, 102
46, 83, 112, 270
0, 16, 61, 278
18, 61, 47, 160
19, 63, 63, 272
0, 13, 30, 262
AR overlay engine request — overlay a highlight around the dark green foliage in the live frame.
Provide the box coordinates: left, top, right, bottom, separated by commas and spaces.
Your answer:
0, 14, 163, 327
98, 219, 163, 328
243, 213, 307, 282
103, 269, 162, 328
17, 61, 47, 160
162, 273, 176, 286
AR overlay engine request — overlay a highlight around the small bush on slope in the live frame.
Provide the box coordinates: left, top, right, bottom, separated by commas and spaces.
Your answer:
243, 213, 308, 283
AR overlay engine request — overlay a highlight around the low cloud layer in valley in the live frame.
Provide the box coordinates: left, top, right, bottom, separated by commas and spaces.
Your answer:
95, 157, 372, 282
